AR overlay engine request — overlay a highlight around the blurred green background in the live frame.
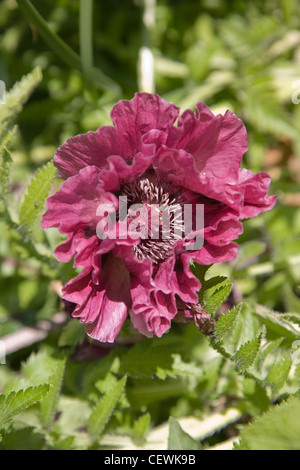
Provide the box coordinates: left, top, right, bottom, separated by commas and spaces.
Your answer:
1, 0, 300, 450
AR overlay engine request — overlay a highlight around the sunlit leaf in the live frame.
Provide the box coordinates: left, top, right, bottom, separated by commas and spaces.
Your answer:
168, 417, 202, 451
0, 385, 50, 426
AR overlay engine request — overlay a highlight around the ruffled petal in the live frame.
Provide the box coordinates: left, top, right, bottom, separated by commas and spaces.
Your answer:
54, 126, 120, 179
41, 165, 118, 235
130, 283, 177, 338
110, 92, 179, 159
237, 169, 277, 218
65, 256, 131, 343
167, 102, 248, 183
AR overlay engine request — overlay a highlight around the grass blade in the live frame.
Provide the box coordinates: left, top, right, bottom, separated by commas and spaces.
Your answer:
15, 0, 120, 95
80, 0, 94, 85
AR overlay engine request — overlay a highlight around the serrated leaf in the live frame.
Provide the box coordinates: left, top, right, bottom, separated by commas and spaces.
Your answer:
0, 385, 50, 426
226, 304, 261, 352
0, 427, 45, 450
119, 339, 175, 379
54, 396, 91, 439
214, 303, 243, 342
168, 417, 202, 451
204, 278, 233, 316
254, 304, 300, 339
190, 262, 212, 284
0, 146, 13, 213
19, 160, 57, 233
236, 396, 300, 450
132, 413, 150, 441
0, 67, 42, 138
88, 375, 127, 439
243, 378, 270, 416
40, 357, 66, 430
255, 338, 283, 371
49, 436, 75, 451
95, 371, 129, 409
265, 356, 292, 394
58, 319, 86, 347
203, 275, 228, 291
234, 332, 263, 372
22, 350, 60, 383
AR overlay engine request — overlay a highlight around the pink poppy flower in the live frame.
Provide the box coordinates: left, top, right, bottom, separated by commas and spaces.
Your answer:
41, 93, 276, 342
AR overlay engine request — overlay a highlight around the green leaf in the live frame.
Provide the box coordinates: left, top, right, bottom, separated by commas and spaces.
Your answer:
190, 262, 212, 285
15, 0, 120, 95
40, 357, 66, 430
0, 67, 42, 138
119, 338, 174, 379
242, 378, 270, 416
168, 417, 202, 451
214, 303, 243, 343
234, 332, 263, 373
0, 385, 50, 426
0, 145, 13, 214
227, 304, 261, 352
0, 427, 45, 450
190, 262, 232, 314
132, 413, 151, 441
19, 160, 57, 233
236, 396, 300, 450
254, 304, 300, 339
203, 278, 233, 316
88, 375, 127, 440
265, 356, 292, 394
58, 319, 86, 347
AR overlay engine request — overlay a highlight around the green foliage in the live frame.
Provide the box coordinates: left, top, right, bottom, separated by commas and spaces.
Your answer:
0, 0, 300, 451
0, 67, 42, 139
0, 145, 13, 214
214, 304, 243, 342
19, 160, 57, 234
40, 357, 66, 430
0, 385, 50, 426
234, 333, 263, 373
265, 356, 293, 394
118, 336, 201, 380
88, 375, 127, 440
168, 418, 202, 451
203, 278, 233, 317
254, 305, 300, 339
235, 396, 300, 450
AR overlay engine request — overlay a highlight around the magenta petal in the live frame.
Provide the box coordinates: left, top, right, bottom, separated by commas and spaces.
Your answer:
41, 165, 118, 234
66, 256, 131, 343
238, 169, 277, 218
54, 126, 120, 179
62, 267, 93, 306
110, 93, 179, 159
185, 242, 239, 265
167, 103, 248, 183
154, 255, 200, 304
130, 283, 177, 338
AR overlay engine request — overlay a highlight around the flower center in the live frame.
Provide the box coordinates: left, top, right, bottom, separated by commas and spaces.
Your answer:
120, 177, 184, 263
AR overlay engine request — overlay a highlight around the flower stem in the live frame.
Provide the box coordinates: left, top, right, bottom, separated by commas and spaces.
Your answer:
80, 0, 94, 86
15, 0, 121, 95
138, 0, 156, 93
